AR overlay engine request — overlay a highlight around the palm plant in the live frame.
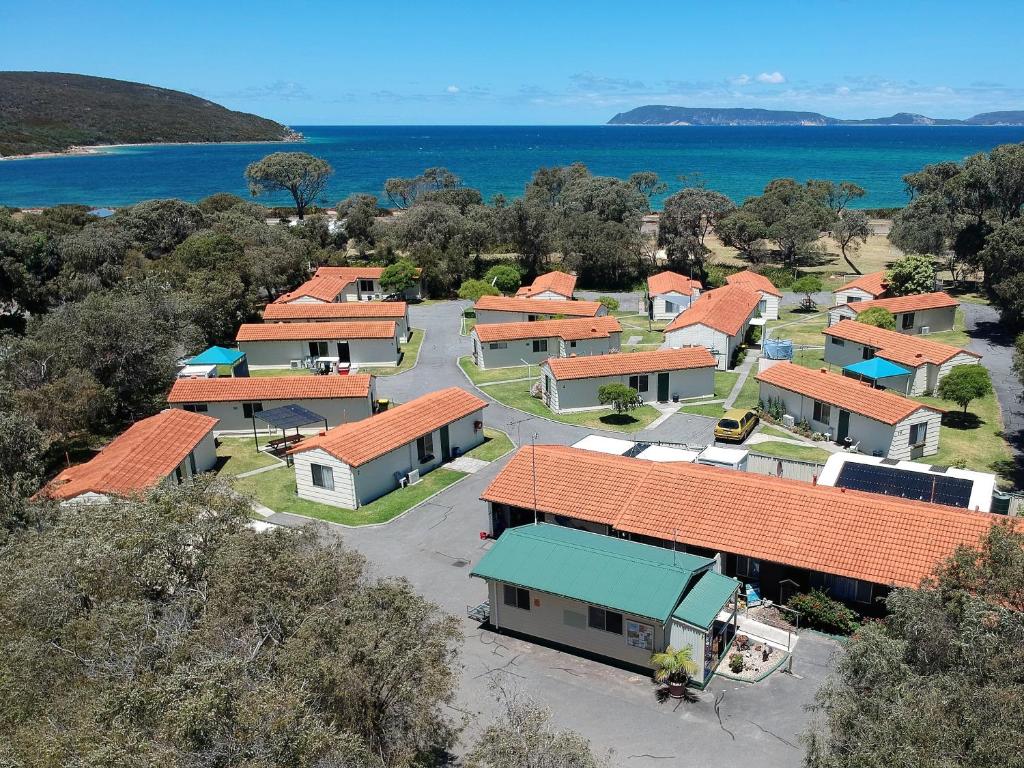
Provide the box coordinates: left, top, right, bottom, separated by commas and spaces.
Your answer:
650, 645, 698, 698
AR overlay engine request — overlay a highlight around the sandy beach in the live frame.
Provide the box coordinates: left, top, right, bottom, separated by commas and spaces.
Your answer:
0, 132, 304, 161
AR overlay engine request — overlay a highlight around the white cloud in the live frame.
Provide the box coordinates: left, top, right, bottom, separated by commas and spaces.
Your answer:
730, 74, 751, 86
756, 71, 786, 84
446, 85, 460, 94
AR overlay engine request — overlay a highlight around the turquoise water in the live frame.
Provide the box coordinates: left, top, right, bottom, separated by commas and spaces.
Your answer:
2, 125, 1024, 209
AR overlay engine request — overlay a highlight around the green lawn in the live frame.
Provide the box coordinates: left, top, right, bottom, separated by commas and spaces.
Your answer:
678, 402, 727, 418
232, 465, 467, 525
483, 381, 662, 433
372, 328, 425, 376
750, 440, 831, 463
758, 424, 794, 439
250, 368, 312, 377
792, 348, 827, 369
458, 355, 533, 384
216, 437, 283, 477
914, 390, 1014, 484
461, 310, 476, 337
714, 370, 740, 399
923, 310, 970, 347
462, 428, 515, 461
731, 370, 763, 411
765, 309, 829, 346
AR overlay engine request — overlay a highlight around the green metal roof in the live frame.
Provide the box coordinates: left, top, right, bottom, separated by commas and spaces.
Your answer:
470, 524, 712, 621
672, 571, 740, 629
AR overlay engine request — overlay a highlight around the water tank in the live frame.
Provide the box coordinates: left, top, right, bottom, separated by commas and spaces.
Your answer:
763, 338, 794, 360
991, 490, 1011, 516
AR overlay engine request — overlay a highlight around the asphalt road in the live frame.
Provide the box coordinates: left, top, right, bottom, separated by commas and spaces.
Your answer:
265, 299, 836, 767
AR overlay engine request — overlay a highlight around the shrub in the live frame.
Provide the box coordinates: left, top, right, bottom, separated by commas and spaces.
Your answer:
937, 364, 992, 412
759, 396, 785, 421
858, 307, 896, 330
787, 589, 860, 635
458, 279, 500, 301
484, 264, 521, 294
597, 295, 620, 311
728, 653, 745, 673
380, 259, 419, 295
597, 383, 641, 414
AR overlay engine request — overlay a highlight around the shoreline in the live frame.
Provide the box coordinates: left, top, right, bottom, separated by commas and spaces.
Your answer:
0, 133, 304, 162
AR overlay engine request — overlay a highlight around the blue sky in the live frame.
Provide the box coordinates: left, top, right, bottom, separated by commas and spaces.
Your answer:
2, 0, 1022, 125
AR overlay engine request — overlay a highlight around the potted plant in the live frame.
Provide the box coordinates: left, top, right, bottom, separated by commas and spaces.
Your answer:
650, 645, 698, 698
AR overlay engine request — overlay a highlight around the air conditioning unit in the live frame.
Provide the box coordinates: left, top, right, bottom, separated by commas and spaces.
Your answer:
920, 326, 930, 335
289, 359, 302, 369
406, 469, 421, 486
781, 414, 796, 429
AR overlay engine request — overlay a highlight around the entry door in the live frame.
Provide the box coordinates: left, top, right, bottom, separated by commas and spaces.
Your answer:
337, 342, 350, 363
837, 410, 851, 442
657, 372, 670, 402
440, 425, 451, 462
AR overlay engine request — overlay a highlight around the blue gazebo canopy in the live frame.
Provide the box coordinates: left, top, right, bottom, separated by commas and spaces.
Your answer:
843, 357, 910, 380
189, 346, 245, 366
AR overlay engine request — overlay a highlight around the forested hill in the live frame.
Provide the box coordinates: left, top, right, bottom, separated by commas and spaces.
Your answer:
608, 105, 1024, 126
0, 71, 294, 156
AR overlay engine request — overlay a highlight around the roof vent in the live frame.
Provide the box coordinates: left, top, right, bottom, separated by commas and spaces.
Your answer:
819, 368, 827, 374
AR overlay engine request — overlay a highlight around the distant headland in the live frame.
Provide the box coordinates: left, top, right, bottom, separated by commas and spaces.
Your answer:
0, 71, 297, 158
607, 105, 1024, 126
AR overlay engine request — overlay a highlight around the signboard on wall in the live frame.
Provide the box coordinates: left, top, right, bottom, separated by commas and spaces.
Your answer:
626, 621, 653, 650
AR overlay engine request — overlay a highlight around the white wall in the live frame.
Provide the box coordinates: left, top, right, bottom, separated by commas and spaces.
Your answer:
339, 279, 422, 302
475, 306, 607, 325
757, 293, 780, 321
542, 366, 715, 412
294, 409, 484, 509
239, 336, 400, 369
832, 287, 876, 306
899, 306, 956, 334
171, 395, 374, 433
486, 580, 668, 669
665, 324, 735, 370
191, 431, 218, 473
472, 332, 620, 370
651, 291, 695, 320
758, 381, 941, 458
827, 306, 858, 326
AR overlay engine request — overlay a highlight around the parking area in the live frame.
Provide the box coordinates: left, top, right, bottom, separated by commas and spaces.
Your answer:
263, 295, 839, 765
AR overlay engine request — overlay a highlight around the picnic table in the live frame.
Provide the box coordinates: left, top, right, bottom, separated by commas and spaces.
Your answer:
267, 433, 303, 451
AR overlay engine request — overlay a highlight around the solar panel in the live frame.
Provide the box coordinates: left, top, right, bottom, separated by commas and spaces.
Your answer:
255, 404, 325, 430
834, 461, 974, 508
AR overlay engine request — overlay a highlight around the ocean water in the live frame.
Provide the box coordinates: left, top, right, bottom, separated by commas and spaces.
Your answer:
2, 125, 1024, 209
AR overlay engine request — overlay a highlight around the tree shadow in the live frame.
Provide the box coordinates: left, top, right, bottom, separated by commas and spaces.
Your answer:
941, 411, 983, 430
599, 413, 640, 427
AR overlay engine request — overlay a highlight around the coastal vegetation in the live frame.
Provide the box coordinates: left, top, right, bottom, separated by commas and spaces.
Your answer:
245, 152, 333, 220
608, 104, 1024, 126
0, 72, 292, 157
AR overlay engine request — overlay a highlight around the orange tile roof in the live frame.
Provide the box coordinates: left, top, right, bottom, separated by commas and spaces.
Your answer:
846, 291, 959, 315
725, 270, 782, 297
262, 301, 407, 321
515, 271, 577, 298
273, 275, 352, 303
43, 409, 217, 501
167, 374, 373, 403
291, 387, 486, 466
647, 271, 703, 296
756, 362, 941, 424
236, 321, 396, 342
837, 271, 888, 297
474, 316, 621, 343
824, 319, 980, 367
474, 295, 604, 317
544, 347, 716, 380
664, 284, 761, 336
481, 446, 1005, 588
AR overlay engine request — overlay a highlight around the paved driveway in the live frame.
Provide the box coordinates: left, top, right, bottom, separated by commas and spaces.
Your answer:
263, 299, 834, 766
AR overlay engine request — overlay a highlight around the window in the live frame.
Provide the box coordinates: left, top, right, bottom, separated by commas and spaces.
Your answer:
311, 463, 334, 490
309, 341, 329, 358
359, 279, 375, 292
830, 337, 845, 347
588, 606, 623, 634
532, 339, 548, 353
628, 374, 649, 393
503, 584, 530, 610
847, 295, 862, 303
242, 402, 263, 419
862, 346, 875, 360
909, 422, 928, 446
569, 340, 577, 348
812, 573, 873, 605
182, 403, 208, 413
735, 555, 760, 579
901, 312, 915, 330
489, 342, 507, 350
758, 298, 767, 315
813, 400, 832, 424
664, 300, 676, 314
188, 452, 197, 475
417, 432, 434, 462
